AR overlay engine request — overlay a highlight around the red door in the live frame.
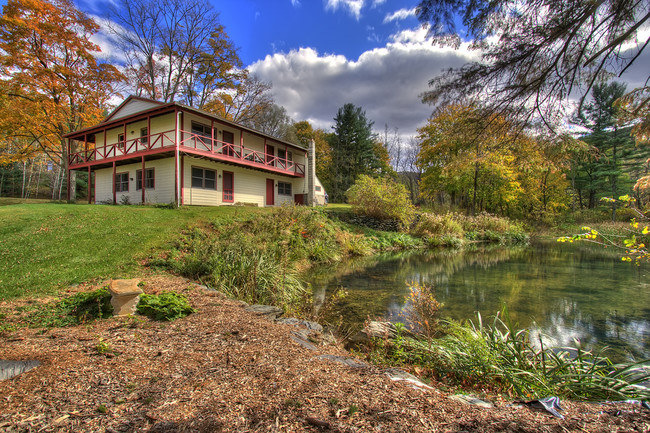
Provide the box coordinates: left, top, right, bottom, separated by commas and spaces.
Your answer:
223, 171, 234, 202
266, 179, 274, 206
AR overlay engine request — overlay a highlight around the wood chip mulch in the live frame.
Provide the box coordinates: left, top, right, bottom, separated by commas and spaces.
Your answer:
1, 275, 648, 432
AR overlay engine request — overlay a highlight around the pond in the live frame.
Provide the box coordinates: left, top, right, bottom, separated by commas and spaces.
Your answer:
305, 240, 650, 362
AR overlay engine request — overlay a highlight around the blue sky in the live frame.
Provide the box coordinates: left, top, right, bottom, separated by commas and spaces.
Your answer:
2, 0, 648, 141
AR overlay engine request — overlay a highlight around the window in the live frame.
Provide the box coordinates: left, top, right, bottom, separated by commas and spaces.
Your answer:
191, 167, 216, 189
140, 127, 148, 144
191, 122, 211, 138
277, 149, 293, 161
315, 186, 322, 192
118, 133, 125, 150
136, 168, 155, 190
278, 181, 292, 196
115, 172, 129, 192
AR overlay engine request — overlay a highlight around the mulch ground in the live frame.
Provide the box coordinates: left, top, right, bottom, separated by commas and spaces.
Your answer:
0, 275, 648, 432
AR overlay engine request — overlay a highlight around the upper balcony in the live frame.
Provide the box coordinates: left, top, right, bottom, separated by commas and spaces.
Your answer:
68, 129, 305, 177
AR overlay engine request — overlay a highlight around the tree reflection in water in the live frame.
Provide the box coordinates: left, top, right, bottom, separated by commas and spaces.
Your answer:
305, 241, 649, 362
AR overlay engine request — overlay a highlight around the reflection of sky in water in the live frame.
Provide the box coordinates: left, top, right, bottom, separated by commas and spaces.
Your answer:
307, 241, 650, 362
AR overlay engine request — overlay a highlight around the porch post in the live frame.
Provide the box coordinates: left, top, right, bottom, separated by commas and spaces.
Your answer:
240, 129, 244, 159
87, 166, 91, 204
66, 138, 71, 202
141, 156, 145, 204
180, 155, 185, 205
175, 108, 180, 206
210, 120, 214, 152
112, 161, 116, 205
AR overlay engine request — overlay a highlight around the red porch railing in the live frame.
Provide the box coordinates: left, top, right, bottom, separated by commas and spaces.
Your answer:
68, 129, 305, 177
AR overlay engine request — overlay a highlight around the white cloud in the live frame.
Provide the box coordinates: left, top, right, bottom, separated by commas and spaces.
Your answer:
290, 0, 301, 7
383, 7, 417, 24
249, 27, 478, 140
324, 0, 365, 20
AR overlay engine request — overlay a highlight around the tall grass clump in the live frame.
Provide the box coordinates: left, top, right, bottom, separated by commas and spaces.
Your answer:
156, 205, 375, 310
410, 213, 464, 247
458, 212, 529, 244
388, 308, 650, 400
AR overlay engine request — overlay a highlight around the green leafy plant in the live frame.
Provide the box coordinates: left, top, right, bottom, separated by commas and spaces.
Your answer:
136, 292, 195, 321
346, 175, 415, 228
96, 338, 113, 355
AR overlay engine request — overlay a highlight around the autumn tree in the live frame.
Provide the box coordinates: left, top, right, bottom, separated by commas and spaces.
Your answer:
108, 0, 241, 106
204, 74, 275, 126
328, 104, 388, 202
0, 0, 123, 199
417, 0, 649, 130
417, 104, 572, 218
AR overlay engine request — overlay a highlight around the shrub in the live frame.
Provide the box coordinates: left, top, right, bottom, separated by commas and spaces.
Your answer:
400, 282, 441, 339
136, 291, 195, 321
412, 213, 464, 237
346, 175, 415, 228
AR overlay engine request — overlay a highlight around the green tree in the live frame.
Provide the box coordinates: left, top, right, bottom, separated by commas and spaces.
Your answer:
329, 103, 386, 202
574, 82, 638, 219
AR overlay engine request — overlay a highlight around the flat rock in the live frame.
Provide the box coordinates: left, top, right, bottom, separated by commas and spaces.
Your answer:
385, 368, 433, 391
0, 360, 41, 380
449, 394, 494, 409
108, 279, 142, 296
290, 333, 318, 351
245, 304, 283, 320
315, 354, 368, 369
277, 317, 323, 333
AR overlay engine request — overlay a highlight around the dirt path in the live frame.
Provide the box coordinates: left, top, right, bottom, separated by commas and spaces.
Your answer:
1, 275, 648, 432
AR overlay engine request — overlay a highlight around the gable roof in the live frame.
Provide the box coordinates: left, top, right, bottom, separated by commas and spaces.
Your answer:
102, 95, 165, 123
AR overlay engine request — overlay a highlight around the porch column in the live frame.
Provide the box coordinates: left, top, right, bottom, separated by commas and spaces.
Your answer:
240, 129, 244, 159
174, 108, 180, 206
180, 155, 185, 205
112, 161, 116, 205
87, 166, 91, 204
141, 156, 145, 204
66, 138, 71, 202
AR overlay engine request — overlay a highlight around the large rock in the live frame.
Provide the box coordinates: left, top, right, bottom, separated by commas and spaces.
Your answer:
108, 279, 143, 316
347, 321, 400, 348
245, 304, 283, 320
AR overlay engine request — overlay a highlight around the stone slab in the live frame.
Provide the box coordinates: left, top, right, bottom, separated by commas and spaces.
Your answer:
108, 279, 143, 297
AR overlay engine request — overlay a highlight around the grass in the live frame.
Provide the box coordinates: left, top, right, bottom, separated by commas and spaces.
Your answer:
0, 200, 263, 300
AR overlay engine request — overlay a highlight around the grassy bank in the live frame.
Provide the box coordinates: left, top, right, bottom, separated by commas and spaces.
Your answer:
0, 201, 262, 300
0, 201, 529, 303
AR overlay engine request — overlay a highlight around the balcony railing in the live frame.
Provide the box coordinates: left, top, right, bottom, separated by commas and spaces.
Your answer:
69, 129, 305, 177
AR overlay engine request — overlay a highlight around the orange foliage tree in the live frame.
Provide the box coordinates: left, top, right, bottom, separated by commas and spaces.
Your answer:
0, 0, 123, 198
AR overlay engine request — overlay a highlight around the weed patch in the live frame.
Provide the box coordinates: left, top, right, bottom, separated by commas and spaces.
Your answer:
136, 292, 195, 321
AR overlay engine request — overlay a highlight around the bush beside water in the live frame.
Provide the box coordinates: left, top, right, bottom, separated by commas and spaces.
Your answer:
368, 283, 650, 401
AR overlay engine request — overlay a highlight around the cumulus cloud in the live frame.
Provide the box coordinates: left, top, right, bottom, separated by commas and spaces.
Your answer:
383, 7, 417, 23
324, 0, 365, 20
249, 27, 478, 139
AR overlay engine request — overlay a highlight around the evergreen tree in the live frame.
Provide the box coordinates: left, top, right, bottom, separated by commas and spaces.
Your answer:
328, 104, 382, 202
575, 82, 636, 220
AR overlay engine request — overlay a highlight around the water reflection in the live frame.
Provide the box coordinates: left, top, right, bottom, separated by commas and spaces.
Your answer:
305, 241, 650, 361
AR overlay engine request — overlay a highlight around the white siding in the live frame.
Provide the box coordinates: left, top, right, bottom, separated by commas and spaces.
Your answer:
109, 100, 162, 120
93, 159, 175, 204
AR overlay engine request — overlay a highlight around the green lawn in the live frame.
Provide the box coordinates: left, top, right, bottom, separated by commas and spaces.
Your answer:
0, 201, 265, 300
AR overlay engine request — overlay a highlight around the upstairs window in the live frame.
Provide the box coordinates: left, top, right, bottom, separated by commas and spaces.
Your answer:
191, 122, 211, 138
136, 168, 155, 190
140, 127, 148, 144
115, 172, 129, 192
278, 181, 292, 196
191, 167, 216, 189
118, 133, 125, 150
277, 149, 293, 161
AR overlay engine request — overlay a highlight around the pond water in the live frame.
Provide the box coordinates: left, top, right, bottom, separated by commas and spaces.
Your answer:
306, 240, 650, 362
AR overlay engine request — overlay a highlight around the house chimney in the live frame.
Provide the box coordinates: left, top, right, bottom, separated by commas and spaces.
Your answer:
307, 139, 316, 206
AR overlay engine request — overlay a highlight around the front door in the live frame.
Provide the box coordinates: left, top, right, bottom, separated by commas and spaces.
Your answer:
222, 171, 234, 203
266, 179, 274, 206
